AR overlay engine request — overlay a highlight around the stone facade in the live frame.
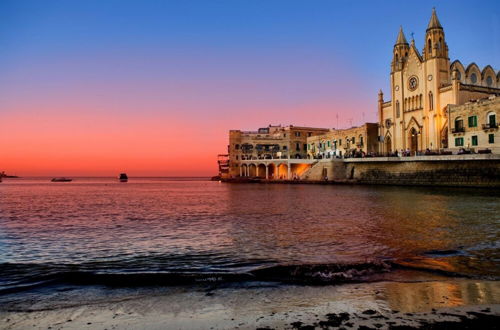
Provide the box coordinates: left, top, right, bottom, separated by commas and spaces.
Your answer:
448, 96, 499, 153
228, 125, 329, 178
342, 155, 500, 187
306, 123, 378, 159
378, 9, 500, 155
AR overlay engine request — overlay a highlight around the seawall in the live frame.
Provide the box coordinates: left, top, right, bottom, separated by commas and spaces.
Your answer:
340, 154, 500, 188
226, 154, 500, 188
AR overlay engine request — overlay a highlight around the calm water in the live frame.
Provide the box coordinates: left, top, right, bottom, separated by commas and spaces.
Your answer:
0, 178, 499, 295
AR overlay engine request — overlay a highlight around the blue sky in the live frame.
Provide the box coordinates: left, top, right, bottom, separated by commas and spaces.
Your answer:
0, 0, 499, 175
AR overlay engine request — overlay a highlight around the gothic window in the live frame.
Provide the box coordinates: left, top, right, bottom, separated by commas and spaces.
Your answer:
396, 101, 400, 118
456, 71, 461, 80
438, 37, 442, 51
470, 73, 477, 84
419, 94, 423, 108
486, 76, 493, 87
428, 39, 432, 54
429, 92, 433, 110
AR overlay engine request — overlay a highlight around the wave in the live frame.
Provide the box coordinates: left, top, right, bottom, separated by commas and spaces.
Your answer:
1, 258, 494, 296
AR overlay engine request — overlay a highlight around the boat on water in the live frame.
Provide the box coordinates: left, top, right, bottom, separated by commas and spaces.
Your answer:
119, 173, 128, 182
51, 177, 73, 182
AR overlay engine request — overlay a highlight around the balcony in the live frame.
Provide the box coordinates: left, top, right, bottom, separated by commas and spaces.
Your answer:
482, 123, 498, 130
451, 127, 465, 133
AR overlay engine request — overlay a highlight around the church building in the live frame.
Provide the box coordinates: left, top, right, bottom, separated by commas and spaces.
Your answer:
378, 9, 500, 154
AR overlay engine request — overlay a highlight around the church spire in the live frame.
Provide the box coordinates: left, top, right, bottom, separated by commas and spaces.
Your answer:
392, 26, 410, 72
395, 26, 408, 45
427, 7, 442, 30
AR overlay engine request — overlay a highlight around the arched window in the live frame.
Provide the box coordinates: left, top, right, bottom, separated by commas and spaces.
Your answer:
456, 71, 461, 80
396, 100, 400, 118
454, 117, 464, 132
395, 53, 399, 63
428, 39, 432, 54
429, 91, 433, 110
486, 76, 493, 87
438, 37, 442, 51
487, 112, 497, 128
420, 94, 423, 108
471, 73, 477, 84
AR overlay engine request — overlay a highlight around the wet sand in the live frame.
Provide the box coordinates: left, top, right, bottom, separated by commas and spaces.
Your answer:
1, 279, 499, 329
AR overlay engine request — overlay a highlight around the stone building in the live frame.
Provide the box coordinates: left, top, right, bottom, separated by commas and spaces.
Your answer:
448, 96, 499, 153
306, 123, 379, 159
227, 125, 329, 178
378, 9, 500, 155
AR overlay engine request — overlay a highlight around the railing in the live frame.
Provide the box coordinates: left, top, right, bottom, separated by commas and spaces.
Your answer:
451, 127, 465, 133
482, 123, 498, 129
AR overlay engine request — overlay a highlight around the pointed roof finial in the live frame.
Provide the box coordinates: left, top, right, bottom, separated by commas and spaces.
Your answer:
395, 26, 408, 45
427, 7, 443, 30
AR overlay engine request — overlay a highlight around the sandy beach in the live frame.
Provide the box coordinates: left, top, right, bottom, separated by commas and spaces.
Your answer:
1, 279, 499, 329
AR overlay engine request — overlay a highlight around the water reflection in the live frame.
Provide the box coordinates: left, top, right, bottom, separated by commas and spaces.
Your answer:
0, 179, 499, 278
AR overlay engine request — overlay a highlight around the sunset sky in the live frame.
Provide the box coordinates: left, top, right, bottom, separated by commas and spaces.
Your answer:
1, 0, 499, 176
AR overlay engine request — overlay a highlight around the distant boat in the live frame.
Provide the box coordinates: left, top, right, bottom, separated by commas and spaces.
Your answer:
51, 177, 73, 182
119, 173, 128, 182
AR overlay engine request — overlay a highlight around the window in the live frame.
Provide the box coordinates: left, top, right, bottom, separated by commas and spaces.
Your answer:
470, 73, 477, 84
319, 143, 322, 148
307, 144, 310, 150
455, 118, 464, 131
236, 155, 239, 160
396, 101, 400, 118
488, 113, 497, 127
295, 143, 300, 151
327, 141, 331, 147
294, 132, 301, 137
428, 39, 432, 54
339, 139, 342, 146
283, 145, 287, 151
468, 116, 477, 127
429, 92, 433, 110
283, 133, 286, 137
360, 136, 364, 146
235, 144, 240, 150
308, 132, 312, 137
456, 71, 462, 80
303, 144, 307, 151
471, 135, 478, 146
486, 76, 493, 87
455, 137, 464, 146
489, 134, 495, 144
352, 137, 355, 144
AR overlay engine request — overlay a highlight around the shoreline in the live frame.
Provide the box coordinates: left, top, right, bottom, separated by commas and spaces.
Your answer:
2, 279, 499, 329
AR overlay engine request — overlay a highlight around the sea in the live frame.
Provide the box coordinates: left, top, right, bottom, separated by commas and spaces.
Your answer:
0, 177, 499, 310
